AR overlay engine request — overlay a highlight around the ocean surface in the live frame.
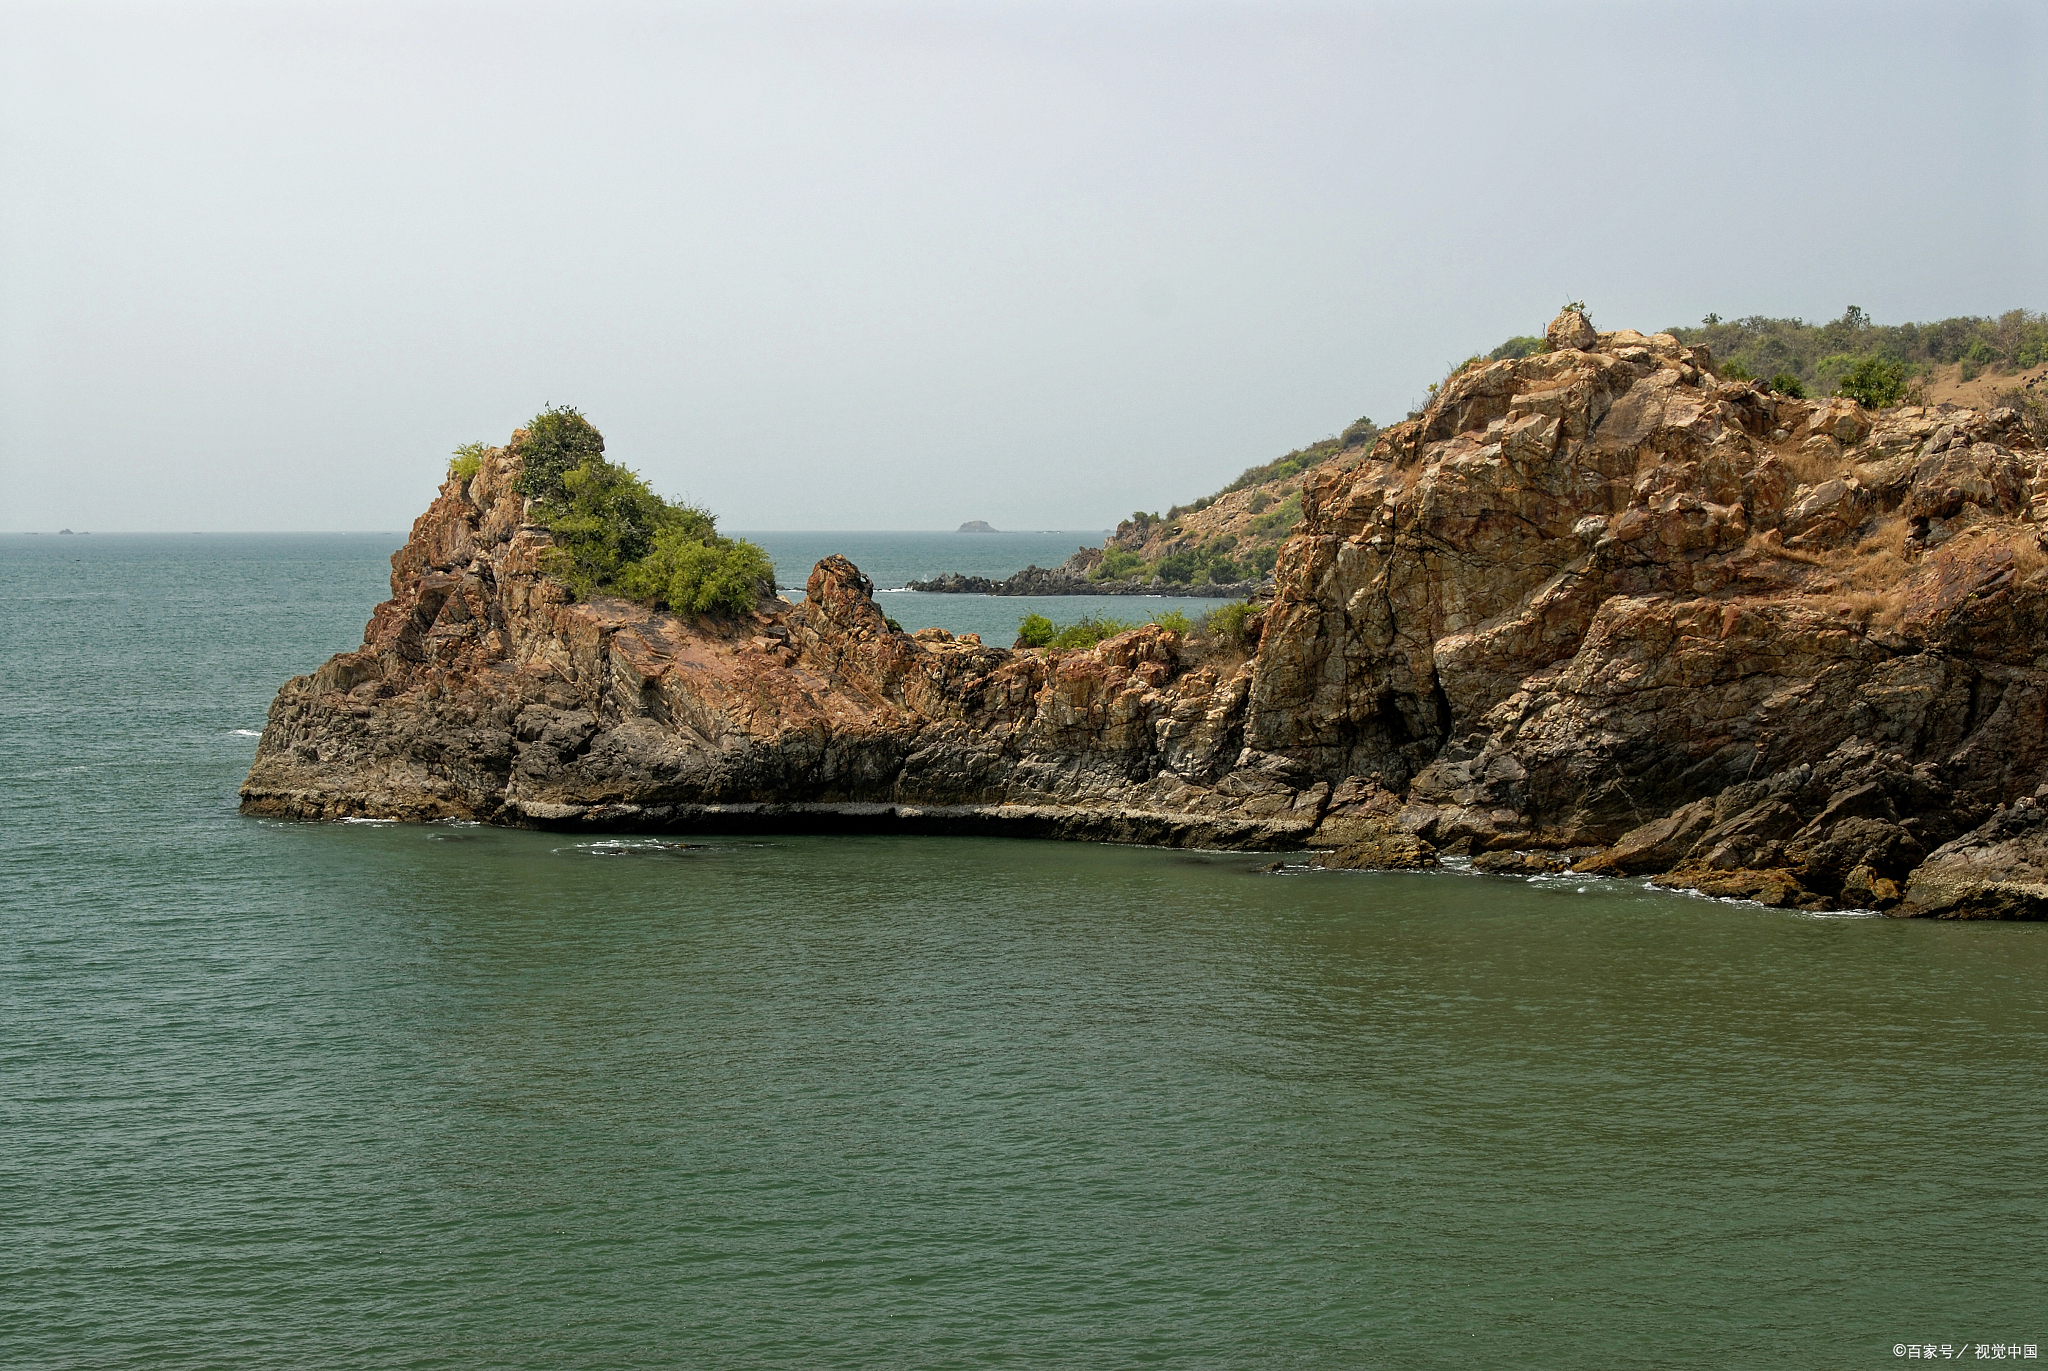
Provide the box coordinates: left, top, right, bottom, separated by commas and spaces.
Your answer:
3, 533, 2045, 1369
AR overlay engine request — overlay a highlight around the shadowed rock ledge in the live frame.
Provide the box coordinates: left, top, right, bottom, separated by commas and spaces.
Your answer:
243, 311, 2048, 917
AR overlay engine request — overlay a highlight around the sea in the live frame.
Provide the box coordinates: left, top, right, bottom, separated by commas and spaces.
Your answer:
742, 529, 1244, 639
3, 532, 2044, 1369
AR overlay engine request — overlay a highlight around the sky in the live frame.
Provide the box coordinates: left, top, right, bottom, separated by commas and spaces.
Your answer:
2, 0, 2043, 533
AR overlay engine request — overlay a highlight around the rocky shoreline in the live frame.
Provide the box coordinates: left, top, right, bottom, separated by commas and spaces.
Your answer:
903, 566, 1267, 598
243, 310, 2048, 918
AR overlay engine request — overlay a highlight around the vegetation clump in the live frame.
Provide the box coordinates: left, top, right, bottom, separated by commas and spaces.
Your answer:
1488, 335, 1544, 361
502, 406, 772, 617
1834, 355, 1908, 409
1014, 602, 1260, 651
1198, 599, 1261, 647
1216, 424, 1366, 501
1671, 307, 2048, 403
1015, 613, 1135, 649
447, 441, 487, 483
1014, 605, 1202, 650
513, 405, 609, 500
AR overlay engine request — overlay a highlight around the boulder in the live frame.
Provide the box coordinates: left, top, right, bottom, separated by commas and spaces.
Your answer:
1546, 308, 1598, 352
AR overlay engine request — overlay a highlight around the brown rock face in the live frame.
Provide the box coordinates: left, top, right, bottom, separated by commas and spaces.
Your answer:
1546, 308, 1599, 352
244, 330, 2048, 915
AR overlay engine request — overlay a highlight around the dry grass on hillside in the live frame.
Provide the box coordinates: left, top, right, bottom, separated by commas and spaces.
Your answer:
1827, 521, 1915, 627
1780, 439, 1859, 489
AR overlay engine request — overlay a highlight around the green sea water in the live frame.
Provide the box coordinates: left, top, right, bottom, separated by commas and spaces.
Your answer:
3, 534, 2044, 1369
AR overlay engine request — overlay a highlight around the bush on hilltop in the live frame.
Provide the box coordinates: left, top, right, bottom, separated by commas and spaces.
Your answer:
509, 407, 772, 617
514, 405, 608, 501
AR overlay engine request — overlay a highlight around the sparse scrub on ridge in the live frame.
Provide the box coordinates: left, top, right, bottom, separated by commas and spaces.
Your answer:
1671, 307, 2048, 401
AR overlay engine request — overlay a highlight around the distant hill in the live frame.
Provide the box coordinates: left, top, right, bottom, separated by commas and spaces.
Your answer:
957, 520, 997, 533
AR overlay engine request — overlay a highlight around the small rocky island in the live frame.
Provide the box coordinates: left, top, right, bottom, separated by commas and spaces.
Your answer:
243, 310, 2048, 917
956, 520, 997, 533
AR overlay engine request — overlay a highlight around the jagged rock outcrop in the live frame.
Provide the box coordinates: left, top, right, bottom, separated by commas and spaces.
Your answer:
243, 443, 1307, 847
244, 312, 2048, 916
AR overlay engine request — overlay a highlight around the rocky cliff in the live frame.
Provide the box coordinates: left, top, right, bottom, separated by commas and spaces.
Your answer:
243, 311, 2048, 917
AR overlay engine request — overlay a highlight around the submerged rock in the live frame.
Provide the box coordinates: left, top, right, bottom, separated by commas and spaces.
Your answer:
244, 323, 2048, 915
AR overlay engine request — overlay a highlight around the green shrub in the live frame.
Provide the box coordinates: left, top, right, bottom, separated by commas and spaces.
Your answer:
1769, 372, 1806, 398
610, 525, 775, 616
1153, 549, 1200, 585
1047, 617, 1134, 649
1249, 490, 1301, 538
448, 441, 487, 482
1090, 547, 1146, 581
1340, 415, 1380, 447
1019, 612, 1190, 650
1835, 356, 1908, 409
513, 408, 771, 617
1718, 358, 1753, 380
1199, 600, 1260, 646
514, 405, 607, 501
532, 457, 679, 594
1488, 336, 1543, 362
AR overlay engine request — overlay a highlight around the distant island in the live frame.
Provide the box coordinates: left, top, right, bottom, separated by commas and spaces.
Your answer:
957, 521, 997, 533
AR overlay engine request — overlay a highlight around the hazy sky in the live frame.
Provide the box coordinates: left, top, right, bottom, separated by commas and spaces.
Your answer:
3, 1, 2042, 532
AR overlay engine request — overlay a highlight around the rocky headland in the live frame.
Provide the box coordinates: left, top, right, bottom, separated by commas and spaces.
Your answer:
243, 310, 2048, 917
